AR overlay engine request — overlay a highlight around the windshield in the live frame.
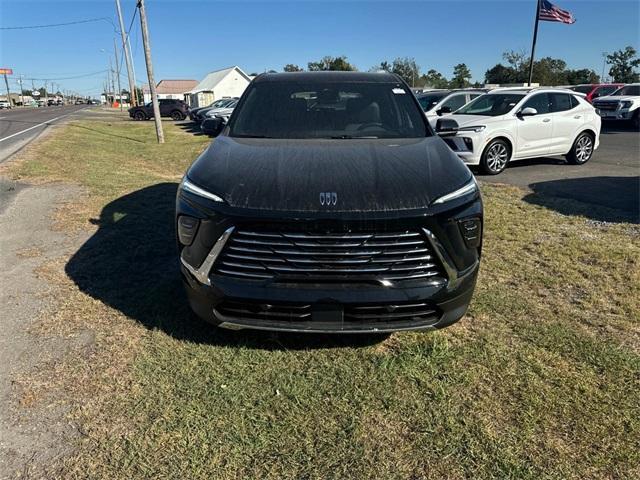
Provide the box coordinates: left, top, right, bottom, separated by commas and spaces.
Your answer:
210, 99, 233, 108
229, 82, 428, 139
611, 85, 640, 96
417, 92, 447, 111
454, 93, 525, 116
571, 85, 593, 94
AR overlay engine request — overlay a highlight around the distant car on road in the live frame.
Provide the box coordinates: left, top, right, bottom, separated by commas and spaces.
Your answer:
128, 99, 189, 121
0, 101, 11, 109
417, 89, 486, 128
570, 83, 623, 103
74, 99, 85, 105
592, 83, 640, 129
439, 87, 601, 174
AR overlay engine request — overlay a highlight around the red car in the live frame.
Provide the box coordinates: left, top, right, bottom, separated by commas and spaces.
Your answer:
570, 83, 623, 103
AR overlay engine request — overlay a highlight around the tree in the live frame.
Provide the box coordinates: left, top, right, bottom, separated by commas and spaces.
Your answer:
390, 57, 420, 86
450, 63, 472, 88
566, 68, 599, 85
606, 46, 640, 83
420, 69, 449, 89
485, 63, 518, 84
532, 57, 568, 85
283, 64, 303, 72
307, 56, 356, 71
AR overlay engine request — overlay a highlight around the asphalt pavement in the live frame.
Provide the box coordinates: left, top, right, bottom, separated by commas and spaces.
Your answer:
0, 105, 89, 163
478, 122, 639, 222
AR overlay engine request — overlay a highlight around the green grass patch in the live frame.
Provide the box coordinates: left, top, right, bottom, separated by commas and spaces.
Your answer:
8, 119, 639, 479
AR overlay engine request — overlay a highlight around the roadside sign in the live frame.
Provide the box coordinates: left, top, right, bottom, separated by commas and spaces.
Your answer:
0, 68, 13, 75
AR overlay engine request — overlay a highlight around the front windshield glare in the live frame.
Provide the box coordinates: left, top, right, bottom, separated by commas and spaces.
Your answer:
229, 82, 428, 139
455, 93, 525, 116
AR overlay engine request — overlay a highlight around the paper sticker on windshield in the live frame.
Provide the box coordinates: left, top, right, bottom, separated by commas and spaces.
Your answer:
392, 88, 406, 94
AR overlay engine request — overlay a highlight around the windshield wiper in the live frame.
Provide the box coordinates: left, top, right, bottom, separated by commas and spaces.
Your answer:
329, 135, 379, 139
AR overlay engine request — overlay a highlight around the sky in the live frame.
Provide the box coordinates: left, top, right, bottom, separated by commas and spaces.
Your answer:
0, 0, 638, 97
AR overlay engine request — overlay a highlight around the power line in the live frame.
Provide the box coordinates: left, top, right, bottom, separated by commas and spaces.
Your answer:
0, 17, 116, 30
13, 70, 109, 82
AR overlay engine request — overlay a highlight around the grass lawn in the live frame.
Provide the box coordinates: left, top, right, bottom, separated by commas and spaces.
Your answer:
7, 117, 640, 479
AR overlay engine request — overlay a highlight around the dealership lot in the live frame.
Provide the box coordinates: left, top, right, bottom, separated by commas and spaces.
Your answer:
480, 122, 639, 220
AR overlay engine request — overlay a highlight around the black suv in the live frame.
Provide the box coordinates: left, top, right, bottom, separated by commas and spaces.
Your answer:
176, 72, 482, 333
129, 99, 188, 121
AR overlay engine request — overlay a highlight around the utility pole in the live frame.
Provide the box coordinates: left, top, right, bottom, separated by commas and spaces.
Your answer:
115, 0, 136, 106
18, 75, 24, 106
137, 0, 164, 143
113, 37, 123, 110
2, 73, 10, 107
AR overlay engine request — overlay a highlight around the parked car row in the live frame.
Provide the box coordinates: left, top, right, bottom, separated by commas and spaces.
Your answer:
591, 83, 640, 129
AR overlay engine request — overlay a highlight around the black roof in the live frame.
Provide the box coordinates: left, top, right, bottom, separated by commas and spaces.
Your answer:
253, 71, 403, 84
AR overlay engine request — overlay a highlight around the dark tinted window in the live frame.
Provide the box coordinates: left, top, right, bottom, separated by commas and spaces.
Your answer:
571, 85, 593, 94
417, 92, 447, 111
612, 85, 640, 96
593, 86, 617, 98
522, 93, 550, 114
230, 82, 428, 139
550, 93, 574, 112
570, 95, 581, 108
441, 93, 467, 111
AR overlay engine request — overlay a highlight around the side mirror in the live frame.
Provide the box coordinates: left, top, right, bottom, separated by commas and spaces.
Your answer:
518, 107, 538, 117
201, 117, 224, 136
435, 118, 458, 136
436, 106, 452, 116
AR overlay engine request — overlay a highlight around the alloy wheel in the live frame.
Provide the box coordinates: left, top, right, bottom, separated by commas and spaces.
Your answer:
486, 143, 509, 172
575, 135, 593, 163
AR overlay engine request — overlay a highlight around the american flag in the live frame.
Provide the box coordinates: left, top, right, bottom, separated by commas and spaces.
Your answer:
539, 0, 576, 24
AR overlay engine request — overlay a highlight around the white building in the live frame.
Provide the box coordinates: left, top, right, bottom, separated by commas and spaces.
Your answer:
186, 66, 251, 108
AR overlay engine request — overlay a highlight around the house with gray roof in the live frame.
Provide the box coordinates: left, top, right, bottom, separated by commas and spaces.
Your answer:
186, 66, 251, 108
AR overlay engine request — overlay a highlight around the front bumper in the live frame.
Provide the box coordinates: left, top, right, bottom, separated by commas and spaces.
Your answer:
177, 193, 482, 333
596, 108, 635, 120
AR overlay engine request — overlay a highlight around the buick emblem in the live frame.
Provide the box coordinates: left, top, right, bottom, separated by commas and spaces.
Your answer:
319, 192, 337, 206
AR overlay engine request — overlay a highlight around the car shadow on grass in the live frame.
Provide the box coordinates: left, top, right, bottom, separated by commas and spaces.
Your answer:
176, 121, 206, 136
523, 176, 640, 224
65, 183, 386, 350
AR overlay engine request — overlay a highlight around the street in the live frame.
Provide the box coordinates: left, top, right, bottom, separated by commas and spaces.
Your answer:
0, 105, 88, 163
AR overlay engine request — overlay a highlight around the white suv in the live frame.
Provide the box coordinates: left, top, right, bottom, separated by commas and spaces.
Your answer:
417, 89, 485, 129
438, 88, 601, 175
592, 83, 640, 129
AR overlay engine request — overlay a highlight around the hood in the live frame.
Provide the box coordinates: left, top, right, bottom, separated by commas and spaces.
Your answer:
187, 136, 472, 213
450, 113, 507, 127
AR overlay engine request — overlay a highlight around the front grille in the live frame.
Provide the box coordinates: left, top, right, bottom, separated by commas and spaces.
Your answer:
213, 228, 446, 283
593, 101, 618, 111
215, 300, 440, 328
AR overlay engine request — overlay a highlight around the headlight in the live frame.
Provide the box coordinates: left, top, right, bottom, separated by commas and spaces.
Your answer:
458, 125, 486, 133
432, 178, 477, 205
179, 177, 224, 202
621, 101, 633, 109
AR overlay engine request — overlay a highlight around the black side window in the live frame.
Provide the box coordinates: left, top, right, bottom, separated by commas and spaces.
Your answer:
550, 93, 574, 112
522, 93, 550, 114
570, 95, 581, 108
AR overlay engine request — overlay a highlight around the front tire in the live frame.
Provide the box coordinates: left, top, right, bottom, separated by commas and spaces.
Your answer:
134, 111, 146, 121
566, 132, 594, 165
171, 110, 185, 121
480, 139, 511, 175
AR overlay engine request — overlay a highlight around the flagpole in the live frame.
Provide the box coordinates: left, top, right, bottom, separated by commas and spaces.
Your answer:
528, 0, 541, 86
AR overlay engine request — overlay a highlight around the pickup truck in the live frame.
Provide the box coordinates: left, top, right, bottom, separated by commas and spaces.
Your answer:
592, 83, 640, 129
